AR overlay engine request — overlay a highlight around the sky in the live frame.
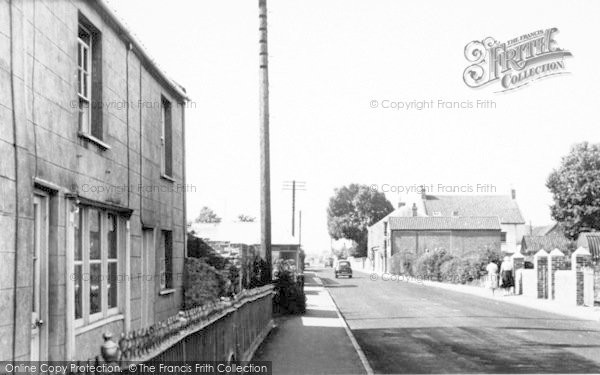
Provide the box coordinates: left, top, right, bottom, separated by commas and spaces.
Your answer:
108, 0, 600, 255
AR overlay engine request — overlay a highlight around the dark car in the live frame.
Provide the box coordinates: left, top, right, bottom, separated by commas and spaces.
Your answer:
334, 260, 352, 278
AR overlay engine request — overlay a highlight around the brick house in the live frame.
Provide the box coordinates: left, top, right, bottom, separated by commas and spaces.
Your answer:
367, 191, 524, 273
368, 214, 500, 273
1, 0, 188, 361
421, 191, 525, 253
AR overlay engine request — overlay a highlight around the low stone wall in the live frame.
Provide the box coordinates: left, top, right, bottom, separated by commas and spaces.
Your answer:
554, 270, 576, 306
519, 269, 537, 298
349, 257, 369, 271
594, 263, 600, 304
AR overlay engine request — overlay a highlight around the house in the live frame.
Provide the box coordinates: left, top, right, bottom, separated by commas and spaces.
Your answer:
1, 0, 188, 361
388, 216, 501, 256
367, 190, 525, 273
421, 190, 525, 253
523, 222, 566, 237
521, 234, 573, 258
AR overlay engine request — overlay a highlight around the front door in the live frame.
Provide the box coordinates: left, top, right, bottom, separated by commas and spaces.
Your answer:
31, 195, 48, 361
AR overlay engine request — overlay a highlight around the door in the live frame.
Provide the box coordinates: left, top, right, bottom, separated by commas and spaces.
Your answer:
141, 229, 155, 328
31, 195, 48, 361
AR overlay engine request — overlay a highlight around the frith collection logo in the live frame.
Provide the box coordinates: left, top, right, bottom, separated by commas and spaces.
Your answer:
463, 28, 572, 92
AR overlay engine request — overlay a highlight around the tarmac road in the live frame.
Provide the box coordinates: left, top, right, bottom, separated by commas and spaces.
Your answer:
318, 266, 600, 374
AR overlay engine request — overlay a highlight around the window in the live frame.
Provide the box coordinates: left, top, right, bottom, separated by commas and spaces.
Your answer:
160, 230, 173, 290
501, 232, 507, 243
77, 19, 102, 140
73, 206, 121, 325
161, 97, 173, 177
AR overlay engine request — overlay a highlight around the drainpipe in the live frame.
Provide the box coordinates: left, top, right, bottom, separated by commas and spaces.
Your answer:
9, 0, 20, 362
181, 101, 187, 257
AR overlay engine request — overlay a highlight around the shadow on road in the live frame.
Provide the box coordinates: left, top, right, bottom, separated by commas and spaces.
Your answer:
352, 326, 600, 374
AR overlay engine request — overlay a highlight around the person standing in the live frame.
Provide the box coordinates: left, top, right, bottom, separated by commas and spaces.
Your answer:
500, 256, 514, 296
485, 260, 499, 296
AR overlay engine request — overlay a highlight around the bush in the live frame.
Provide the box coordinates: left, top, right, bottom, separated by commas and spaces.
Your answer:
389, 252, 416, 275
412, 248, 454, 281
273, 260, 306, 315
439, 246, 501, 284
184, 257, 229, 309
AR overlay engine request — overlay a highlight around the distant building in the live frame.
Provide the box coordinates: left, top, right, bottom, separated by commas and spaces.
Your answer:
191, 221, 303, 268
521, 234, 573, 258
368, 190, 525, 273
1, 0, 188, 361
421, 191, 525, 253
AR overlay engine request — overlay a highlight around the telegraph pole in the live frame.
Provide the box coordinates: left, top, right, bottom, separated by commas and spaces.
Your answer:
298, 210, 302, 247
259, 0, 272, 280
283, 180, 306, 236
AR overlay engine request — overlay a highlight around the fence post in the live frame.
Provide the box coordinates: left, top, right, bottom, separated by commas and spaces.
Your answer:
512, 250, 525, 295
548, 249, 565, 300
571, 247, 592, 305
534, 249, 549, 299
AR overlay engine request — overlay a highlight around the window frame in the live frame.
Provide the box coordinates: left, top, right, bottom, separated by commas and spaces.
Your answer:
500, 231, 507, 243
160, 230, 174, 292
77, 23, 92, 135
160, 96, 173, 179
74, 206, 122, 327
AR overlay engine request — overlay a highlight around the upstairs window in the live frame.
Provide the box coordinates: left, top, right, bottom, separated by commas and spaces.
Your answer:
500, 232, 507, 243
161, 97, 173, 178
77, 19, 102, 140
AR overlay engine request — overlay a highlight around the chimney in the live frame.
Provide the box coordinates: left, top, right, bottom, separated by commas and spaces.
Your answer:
511, 189, 516, 200
452, 210, 459, 217
420, 185, 427, 200
412, 203, 418, 217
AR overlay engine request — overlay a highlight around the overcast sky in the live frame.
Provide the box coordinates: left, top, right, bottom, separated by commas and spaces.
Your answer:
109, 0, 600, 254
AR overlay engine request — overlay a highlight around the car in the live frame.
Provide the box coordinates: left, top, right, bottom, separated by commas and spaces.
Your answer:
334, 260, 352, 278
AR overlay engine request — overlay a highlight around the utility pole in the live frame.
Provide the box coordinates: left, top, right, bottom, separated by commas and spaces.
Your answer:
259, 0, 272, 280
283, 180, 306, 236
298, 210, 302, 247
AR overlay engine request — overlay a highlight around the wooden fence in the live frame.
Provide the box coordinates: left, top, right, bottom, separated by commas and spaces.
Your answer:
70, 285, 274, 374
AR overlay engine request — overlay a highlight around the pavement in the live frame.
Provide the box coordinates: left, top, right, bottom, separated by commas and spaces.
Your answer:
253, 271, 369, 374
321, 266, 600, 374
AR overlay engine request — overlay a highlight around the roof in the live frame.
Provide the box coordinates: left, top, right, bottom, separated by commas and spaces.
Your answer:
423, 195, 525, 224
577, 232, 600, 260
95, 0, 189, 101
388, 216, 501, 231
524, 223, 563, 236
521, 234, 571, 254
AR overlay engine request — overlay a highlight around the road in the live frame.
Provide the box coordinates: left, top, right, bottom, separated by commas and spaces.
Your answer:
314, 266, 600, 374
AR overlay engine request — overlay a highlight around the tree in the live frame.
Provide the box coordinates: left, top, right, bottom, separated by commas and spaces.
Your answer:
237, 214, 256, 222
547, 142, 600, 240
327, 184, 394, 257
194, 206, 222, 223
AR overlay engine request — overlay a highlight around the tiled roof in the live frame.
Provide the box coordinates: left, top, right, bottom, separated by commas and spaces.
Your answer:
423, 195, 525, 224
577, 232, 600, 260
521, 235, 571, 254
389, 216, 501, 231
